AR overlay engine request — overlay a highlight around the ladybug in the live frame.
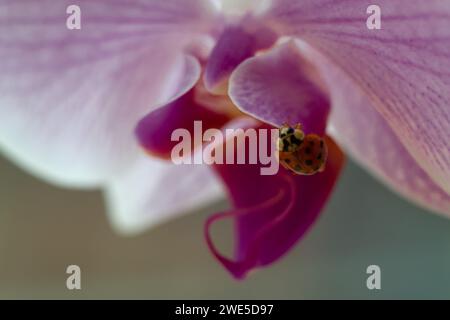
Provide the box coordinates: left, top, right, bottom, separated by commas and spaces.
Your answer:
277, 123, 328, 175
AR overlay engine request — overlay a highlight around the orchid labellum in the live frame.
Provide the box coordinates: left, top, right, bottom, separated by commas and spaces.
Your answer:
0, 0, 449, 279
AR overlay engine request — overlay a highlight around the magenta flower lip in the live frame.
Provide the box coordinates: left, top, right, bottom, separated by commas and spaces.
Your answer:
205, 131, 345, 279
0, 0, 449, 278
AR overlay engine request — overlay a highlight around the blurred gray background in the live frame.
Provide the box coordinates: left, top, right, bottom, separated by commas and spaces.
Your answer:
0, 153, 449, 299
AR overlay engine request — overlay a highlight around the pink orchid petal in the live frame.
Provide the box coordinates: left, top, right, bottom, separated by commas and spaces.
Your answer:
228, 41, 330, 135
135, 89, 231, 159
265, 0, 450, 194
205, 131, 345, 279
204, 23, 277, 93
296, 43, 450, 214
0, 0, 218, 187
105, 152, 224, 234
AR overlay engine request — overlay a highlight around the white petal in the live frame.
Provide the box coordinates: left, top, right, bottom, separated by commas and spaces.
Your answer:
104, 151, 224, 234
0, 0, 217, 187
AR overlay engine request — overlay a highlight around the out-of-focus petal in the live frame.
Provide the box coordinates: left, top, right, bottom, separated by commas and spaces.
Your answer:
205, 131, 345, 279
135, 88, 231, 159
105, 152, 224, 234
217, 0, 271, 16
228, 41, 330, 135
0, 0, 219, 187
295, 42, 450, 214
204, 23, 277, 94
265, 0, 450, 193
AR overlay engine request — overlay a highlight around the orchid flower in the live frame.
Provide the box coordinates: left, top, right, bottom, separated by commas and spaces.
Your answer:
1, 0, 449, 279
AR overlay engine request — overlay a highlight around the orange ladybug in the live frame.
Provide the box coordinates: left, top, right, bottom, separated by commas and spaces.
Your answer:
277, 123, 328, 175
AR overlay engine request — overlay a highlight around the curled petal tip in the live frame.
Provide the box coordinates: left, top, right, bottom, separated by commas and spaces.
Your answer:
205, 123, 345, 277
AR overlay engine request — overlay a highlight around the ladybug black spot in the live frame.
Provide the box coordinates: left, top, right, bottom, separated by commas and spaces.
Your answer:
305, 147, 312, 154
305, 160, 313, 166
317, 153, 322, 160
320, 140, 324, 148
290, 135, 302, 146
